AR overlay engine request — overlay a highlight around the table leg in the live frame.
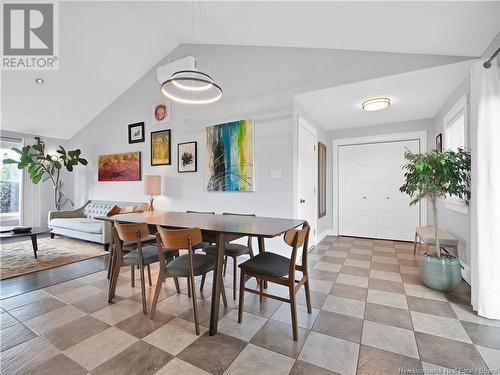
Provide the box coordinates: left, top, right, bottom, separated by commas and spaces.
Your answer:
258, 237, 268, 289
30, 235, 38, 259
209, 232, 225, 335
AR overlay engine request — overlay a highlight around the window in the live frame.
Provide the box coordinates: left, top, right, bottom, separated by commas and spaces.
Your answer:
0, 137, 22, 226
443, 96, 468, 213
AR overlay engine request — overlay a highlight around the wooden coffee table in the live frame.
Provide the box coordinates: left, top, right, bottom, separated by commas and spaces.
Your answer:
0, 227, 52, 259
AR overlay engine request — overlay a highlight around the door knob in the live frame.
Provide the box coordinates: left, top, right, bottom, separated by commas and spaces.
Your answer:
300, 198, 305, 203
386, 196, 390, 200
362, 196, 367, 200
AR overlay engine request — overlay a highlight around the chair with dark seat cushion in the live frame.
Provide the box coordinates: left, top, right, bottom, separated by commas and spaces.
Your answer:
203, 212, 255, 300
150, 226, 227, 335
108, 222, 178, 314
238, 223, 311, 341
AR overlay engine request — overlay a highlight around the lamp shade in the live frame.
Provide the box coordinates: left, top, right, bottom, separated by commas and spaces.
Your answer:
144, 175, 161, 196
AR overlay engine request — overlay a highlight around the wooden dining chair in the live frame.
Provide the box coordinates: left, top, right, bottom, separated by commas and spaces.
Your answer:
150, 226, 227, 335
237, 223, 311, 340
203, 212, 255, 299
108, 222, 178, 314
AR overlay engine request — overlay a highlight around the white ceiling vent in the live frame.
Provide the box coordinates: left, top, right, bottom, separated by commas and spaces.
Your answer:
156, 56, 198, 84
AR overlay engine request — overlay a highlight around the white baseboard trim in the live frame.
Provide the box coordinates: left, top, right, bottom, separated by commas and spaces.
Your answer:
317, 230, 335, 244
460, 259, 471, 285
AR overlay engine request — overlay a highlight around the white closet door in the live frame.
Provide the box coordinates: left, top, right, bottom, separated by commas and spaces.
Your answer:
339, 143, 377, 238
339, 139, 420, 241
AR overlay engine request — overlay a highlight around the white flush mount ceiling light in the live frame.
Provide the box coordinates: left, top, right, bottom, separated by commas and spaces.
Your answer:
35, 78, 44, 84
361, 97, 390, 111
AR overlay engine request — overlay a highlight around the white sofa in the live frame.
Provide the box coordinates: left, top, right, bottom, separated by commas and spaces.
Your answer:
48, 200, 141, 250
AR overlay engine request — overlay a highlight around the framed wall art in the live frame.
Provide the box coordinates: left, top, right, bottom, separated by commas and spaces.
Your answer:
128, 122, 144, 144
178, 141, 197, 173
151, 129, 171, 166
152, 101, 171, 124
206, 119, 254, 192
98, 152, 141, 181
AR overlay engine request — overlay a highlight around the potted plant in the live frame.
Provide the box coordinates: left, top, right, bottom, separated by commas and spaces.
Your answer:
3, 143, 87, 210
399, 148, 471, 291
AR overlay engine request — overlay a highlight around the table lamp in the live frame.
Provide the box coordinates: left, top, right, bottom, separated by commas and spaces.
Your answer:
144, 175, 161, 211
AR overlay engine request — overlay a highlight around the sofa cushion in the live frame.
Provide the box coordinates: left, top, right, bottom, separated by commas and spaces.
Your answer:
84, 202, 116, 219
50, 218, 103, 234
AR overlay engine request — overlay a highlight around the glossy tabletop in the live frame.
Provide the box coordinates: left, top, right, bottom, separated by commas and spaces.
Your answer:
98, 211, 305, 238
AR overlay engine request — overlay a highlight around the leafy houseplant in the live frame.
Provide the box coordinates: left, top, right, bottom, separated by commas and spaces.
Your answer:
399, 149, 471, 291
3, 144, 87, 210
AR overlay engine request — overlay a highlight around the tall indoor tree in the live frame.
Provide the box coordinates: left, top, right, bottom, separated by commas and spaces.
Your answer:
3, 143, 87, 211
399, 149, 471, 257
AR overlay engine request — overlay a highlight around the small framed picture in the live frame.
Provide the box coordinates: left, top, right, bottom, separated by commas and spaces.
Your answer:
128, 122, 145, 144
178, 142, 197, 173
436, 133, 443, 152
152, 101, 171, 124
151, 129, 171, 166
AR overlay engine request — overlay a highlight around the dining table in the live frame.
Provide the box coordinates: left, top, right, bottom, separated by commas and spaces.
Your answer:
98, 210, 305, 335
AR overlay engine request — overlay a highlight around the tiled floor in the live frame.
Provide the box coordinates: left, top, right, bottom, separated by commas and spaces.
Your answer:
1, 236, 499, 375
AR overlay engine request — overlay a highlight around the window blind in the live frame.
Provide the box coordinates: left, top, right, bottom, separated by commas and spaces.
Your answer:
445, 110, 465, 151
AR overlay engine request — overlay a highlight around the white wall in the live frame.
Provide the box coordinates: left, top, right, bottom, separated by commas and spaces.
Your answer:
429, 78, 472, 267
0, 130, 72, 225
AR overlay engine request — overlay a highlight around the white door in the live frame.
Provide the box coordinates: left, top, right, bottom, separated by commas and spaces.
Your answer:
339, 139, 420, 241
298, 117, 317, 246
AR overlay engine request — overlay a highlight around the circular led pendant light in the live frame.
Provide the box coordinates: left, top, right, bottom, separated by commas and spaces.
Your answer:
161, 70, 223, 105
361, 97, 390, 111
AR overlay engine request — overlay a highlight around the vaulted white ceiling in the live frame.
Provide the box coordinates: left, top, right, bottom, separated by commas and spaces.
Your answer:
2, 1, 499, 138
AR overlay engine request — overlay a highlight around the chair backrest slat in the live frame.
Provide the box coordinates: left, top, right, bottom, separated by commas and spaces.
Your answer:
156, 226, 202, 249
114, 222, 150, 241
284, 227, 308, 248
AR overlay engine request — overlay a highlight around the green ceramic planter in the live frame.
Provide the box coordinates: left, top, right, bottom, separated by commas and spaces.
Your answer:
420, 254, 462, 292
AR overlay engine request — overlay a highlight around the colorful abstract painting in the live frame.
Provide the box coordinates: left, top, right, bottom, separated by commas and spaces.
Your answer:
98, 152, 141, 182
206, 119, 254, 192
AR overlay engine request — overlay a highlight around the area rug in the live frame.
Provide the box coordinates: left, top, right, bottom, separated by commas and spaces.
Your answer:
0, 237, 105, 279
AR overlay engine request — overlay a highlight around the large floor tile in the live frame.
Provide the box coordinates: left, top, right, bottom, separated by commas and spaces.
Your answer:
369, 269, 402, 282
371, 255, 398, 264
307, 278, 334, 294
289, 360, 338, 375
155, 358, 211, 375
367, 278, 404, 294
314, 262, 342, 273
1, 337, 60, 375
56, 285, 102, 304
312, 310, 363, 343
357, 344, 422, 375
143, 317, 207, 355
410, 311, 472, 343
224, 343, 295, 375
155, 293, 200, 316
242, 294, 282, 317
91, 340, 173, 375
370, 262, 400, 273
451, 303, 500, 328
271, 302, 319, 329
299, 331, 359, 375
367, 289, 408, 309
24, 305, 86, 335
20, 353, 87, 375
296, 289, 328, 309
364, 302, 413, 330
178, 332, 246, 374
251, 319, 308, 358
462, 321, 500, 349
335, 273, 368, 288
339, 265, 370, 277
330, 283, 367, 302
1, 290, 54, 311
344, 259, 371, 269
415, 332, 487, 370
361, 320, 419, 359
43, 315, 110, 350
72, 291, 123, 314
7, 296, 66, 322
476, 345, 500, 372
91, 299, 143, 325
63, 326, 138, 371
404, 283, 448, 301
115, 310, 173, 339
407, 295, 457, 318
218, 309, 267, 341
323, 295, 365, 319
0, 312, 18, 329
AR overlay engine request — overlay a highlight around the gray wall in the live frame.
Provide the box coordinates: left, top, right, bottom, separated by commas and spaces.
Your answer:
0, 130, 72, 225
